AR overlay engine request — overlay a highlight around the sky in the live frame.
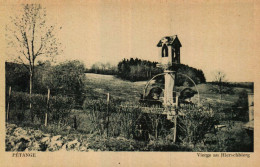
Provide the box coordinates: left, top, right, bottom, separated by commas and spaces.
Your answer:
2, 0, 259, 82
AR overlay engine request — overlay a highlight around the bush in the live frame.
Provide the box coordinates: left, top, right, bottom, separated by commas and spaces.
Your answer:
171, 64, 206, 86
7, 91, 74, 126
82, 100, 224, 150
82, 98, 135, 137
232, 90, 249, 121
49, 95, 75, 124
7, 92, 31, 122
5, 62, 29, 92
6, 61, 86, 108
82, 99, 176, 141
83, 99, 160, 139
42, 60, 86, 107
177, 107, 217, 147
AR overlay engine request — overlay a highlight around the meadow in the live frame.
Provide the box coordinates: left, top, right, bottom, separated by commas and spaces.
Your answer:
6, 73, 253, 151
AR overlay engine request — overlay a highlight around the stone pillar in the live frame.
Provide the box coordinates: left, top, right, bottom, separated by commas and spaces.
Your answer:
248, 93, 254, 121
164, 70, 175, 106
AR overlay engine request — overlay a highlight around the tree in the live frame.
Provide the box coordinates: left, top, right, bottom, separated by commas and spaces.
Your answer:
170, 64, 206, 86
6, 4, 62, 122
42, 61, 86, 107
213, 71, 226, 100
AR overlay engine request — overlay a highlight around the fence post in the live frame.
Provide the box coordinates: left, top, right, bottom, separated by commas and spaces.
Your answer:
173, 115, 177, 143
107, 93, 110, 137
45, 88, 50, 127
74, 115, 77, 130
176, 95, 179, 107
155, 117, 158, 139
6, 86, 12, 121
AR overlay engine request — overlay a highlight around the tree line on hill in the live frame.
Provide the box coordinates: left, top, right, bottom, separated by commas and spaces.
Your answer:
208, 81, 254, 90
117, 58, 162, 81
86, 62, 118, 75
87, 58, 206, 85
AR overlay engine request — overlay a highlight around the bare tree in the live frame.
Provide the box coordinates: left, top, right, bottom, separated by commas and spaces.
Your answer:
6, 4, 62, 122
213, 71, 226, 100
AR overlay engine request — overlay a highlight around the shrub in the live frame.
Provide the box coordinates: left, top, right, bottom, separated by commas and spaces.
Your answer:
5, 62, 29, 92
82, 98, 134, 137
49, 95, 75, 125
172, 64, 206, 86
6, 61, 86, 107
232, 90, 249, 121
83, 99, 154, 139
42, 60, 86, 107
7, 92, 31, 122
7, 91, 74, 126
153, 64, 206, 86
82, 98, 175, 140
177, 107, 217, 147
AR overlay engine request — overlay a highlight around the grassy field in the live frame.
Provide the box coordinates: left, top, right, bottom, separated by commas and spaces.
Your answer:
83, 74, 253, 150
84, 73, 252, 106
6, 73, 254, 151
85, 73, 146, 102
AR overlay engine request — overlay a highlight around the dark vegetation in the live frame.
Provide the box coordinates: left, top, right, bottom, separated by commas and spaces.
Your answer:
7, 92, 74, 125
86, 58, 206, 85
232, 90, 250, 121
209, 81, 254, 90
6, 62, 30, 92
6, 61, 86, 107
6, 61, 253, 151
6, 4, 62, 125
86, 62, 118, 75
153, 64, 206, 87
117, 58, 162, 81
5, 2, 253, 152
170, 64, 206, 86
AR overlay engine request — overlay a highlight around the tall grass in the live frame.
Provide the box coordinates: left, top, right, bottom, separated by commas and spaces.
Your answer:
7, 91, 74, 127
6, 91, 253, 151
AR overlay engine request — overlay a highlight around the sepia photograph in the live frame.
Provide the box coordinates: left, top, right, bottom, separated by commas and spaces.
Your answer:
0, 0, 259, 166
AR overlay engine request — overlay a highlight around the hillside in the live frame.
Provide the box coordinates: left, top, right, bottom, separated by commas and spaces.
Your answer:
85, 73, 253, 107
85, 73, 145, 102
6, 73, 253, 152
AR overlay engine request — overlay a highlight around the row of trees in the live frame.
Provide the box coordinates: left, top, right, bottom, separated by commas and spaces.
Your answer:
117, 58, 162, 81
87, 62, 118, 75
87, 58, 207, 85
87, 58, 163, 81
116, 58, 206, 85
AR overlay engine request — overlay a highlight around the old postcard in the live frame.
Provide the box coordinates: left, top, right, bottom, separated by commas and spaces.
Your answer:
0, 0, 259, 166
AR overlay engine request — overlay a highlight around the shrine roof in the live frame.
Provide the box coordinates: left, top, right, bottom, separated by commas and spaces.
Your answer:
157, 35, 182, 47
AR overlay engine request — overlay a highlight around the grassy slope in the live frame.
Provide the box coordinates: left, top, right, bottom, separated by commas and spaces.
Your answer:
7, 73, 253, 151
83, 74, 253, 151
85, 73, 253, 107
85, 73, 146, 102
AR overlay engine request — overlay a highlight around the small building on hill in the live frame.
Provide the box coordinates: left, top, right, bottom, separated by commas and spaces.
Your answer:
157, 35, 182, 67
